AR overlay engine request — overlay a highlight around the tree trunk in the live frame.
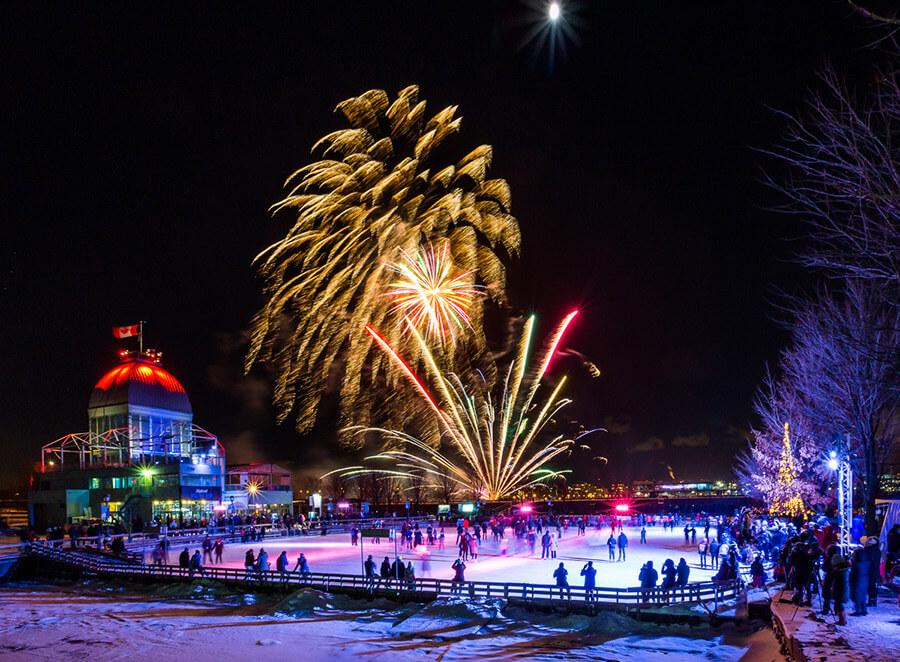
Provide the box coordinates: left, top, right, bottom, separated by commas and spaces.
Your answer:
864, 440, 880, 534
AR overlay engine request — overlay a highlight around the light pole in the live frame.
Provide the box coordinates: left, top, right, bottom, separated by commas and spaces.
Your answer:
827, 446, 852, 554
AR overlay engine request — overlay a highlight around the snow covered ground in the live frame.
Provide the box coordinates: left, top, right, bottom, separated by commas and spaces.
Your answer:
0, 579, 780, 661
173, 525, 720, 588
771, 586, 900, 662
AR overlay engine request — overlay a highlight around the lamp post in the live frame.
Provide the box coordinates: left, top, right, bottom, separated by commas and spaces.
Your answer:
827, 446, 853, 554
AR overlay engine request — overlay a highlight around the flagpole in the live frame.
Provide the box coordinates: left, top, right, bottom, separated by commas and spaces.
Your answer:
139, 320, 144, 354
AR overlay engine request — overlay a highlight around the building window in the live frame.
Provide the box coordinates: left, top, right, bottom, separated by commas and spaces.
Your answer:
90, 477, 100, 489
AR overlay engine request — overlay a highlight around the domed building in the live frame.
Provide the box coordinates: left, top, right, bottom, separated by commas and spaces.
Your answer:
88, 349, 194, 459
30, 349, 225, 531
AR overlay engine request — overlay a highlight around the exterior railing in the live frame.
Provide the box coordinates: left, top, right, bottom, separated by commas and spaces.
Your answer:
42, 517, 444, 551
24, 542, 742, 611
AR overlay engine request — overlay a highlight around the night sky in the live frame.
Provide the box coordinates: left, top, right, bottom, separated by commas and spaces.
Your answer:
1, 2, 883, 488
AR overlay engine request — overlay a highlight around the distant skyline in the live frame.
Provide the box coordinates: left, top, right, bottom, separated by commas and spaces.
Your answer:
1, 2, 884, 487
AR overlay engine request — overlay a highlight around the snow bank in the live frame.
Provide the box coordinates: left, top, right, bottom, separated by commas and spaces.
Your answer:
390, 596, 506, 636
272, 588, 333, 615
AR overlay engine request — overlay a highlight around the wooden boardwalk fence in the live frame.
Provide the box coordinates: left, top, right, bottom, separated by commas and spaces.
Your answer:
23, 543, 742, 614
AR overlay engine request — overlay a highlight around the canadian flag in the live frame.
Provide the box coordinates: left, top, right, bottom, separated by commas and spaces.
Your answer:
112, 324, 140, 339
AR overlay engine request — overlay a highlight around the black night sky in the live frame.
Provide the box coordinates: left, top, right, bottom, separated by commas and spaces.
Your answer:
1, 2, 885, 487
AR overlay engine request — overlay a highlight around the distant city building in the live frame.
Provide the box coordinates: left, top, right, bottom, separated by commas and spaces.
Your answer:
223, 463, 293, 516
29, 348, 225, 530
632, 480, 744, 498
563, 482, 629, 499
880, 467, 900, 498
559, 479, 745, 501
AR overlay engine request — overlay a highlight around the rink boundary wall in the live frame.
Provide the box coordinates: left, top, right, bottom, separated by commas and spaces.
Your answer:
21, 543, 742, 615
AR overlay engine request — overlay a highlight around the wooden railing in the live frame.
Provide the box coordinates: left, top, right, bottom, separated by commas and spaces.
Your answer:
24, 543, 742, 611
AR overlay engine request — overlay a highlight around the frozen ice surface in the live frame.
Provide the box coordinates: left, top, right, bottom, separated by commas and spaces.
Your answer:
201, 524, 720, 588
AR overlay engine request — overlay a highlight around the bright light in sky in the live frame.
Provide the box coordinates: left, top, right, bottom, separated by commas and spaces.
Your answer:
548, 2, 561, 21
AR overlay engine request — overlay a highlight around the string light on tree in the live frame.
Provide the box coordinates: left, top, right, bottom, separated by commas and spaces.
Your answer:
770, 421, 806, 518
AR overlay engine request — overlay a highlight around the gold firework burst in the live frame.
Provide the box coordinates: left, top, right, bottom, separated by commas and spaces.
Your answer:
246, 86, 520, 439
386, 242, 481, 344
326, 312, 580, 501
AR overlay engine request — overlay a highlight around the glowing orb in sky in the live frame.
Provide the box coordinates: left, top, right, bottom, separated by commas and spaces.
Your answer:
548, 2, 560, 21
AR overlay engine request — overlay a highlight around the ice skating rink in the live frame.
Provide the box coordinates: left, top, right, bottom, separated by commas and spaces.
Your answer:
178, 525, 721, 587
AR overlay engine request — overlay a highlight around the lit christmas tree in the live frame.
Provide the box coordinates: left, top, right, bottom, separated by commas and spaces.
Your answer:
770, 421, 806, 517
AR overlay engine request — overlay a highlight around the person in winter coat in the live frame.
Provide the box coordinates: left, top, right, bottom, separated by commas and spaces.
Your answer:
581, 561, 597, 602
189, 550, 205, 578
553, 562, 570, 599
294, 552, 310, 577
676, 558, 690, 587
698, 539, 708, 568
789, 543, 812, 605
213, 538, 224, 564
607, 534, 616, 561
244, 549, 256, 579
865, 538, 881, 607
749, 555, 766, 589
714, 556, 736, 582
276, 551, 289, 583
830, 554, 851, 625
661, 559, 677, 590
541, 531, 552, 559
639, 561, 658, 602
256, 548, 270, 577
380, 556, 391, 580
850, 545, 870, 615
179, 547, 190, 575
550, 533, 559, 559
202, 536, 213, 564
405, 561, 416, 590
709, 539, 720, 569
390, 557, 405, 580
364, 555, 377, 590
451, 558, 466, 594
617, 531, 628, 562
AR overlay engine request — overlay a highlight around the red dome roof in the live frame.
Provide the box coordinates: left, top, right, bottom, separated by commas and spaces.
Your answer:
89, 357, 192, 413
